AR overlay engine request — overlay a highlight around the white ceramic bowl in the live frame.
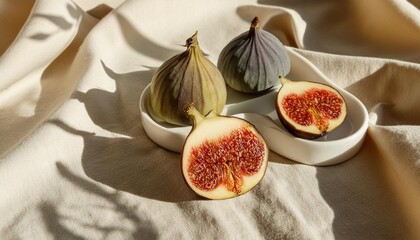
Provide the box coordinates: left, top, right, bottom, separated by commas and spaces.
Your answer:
139, 49, 369, 166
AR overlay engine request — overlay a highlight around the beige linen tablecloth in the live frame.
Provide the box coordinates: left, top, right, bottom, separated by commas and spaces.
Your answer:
1, 0, 419, 239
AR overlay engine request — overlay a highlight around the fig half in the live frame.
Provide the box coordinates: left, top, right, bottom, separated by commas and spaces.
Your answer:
181, 107, 269, 200
276, 77, 347, 139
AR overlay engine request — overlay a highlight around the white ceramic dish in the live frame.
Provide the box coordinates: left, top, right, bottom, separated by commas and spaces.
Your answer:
139, 49, 369, 166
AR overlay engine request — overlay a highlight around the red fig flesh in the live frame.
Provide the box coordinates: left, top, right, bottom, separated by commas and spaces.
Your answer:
276, 77, 347, 139
181, 107, 269, 199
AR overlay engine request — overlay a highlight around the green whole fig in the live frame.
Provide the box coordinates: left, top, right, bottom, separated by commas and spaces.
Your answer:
218, 17, 291, 93
150, 32, 227, 126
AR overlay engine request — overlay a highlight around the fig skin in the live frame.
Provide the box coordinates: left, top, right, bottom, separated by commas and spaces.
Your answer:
181, 107, 269, 200
218, 16, 290, 93
277, 111, 324, 139
150, 32, 227, 126
275, 77, 347, 139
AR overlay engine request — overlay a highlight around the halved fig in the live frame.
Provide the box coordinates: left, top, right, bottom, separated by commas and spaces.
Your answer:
181, 106, 269, 200
276, 77, 347, 139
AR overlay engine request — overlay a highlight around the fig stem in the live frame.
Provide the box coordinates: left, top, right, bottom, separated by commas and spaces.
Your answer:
251, 17, 259, 28
185, 31, 199, 48
249, 16, 260, 35
186, 106, 205, 127
279, 76, 291, 85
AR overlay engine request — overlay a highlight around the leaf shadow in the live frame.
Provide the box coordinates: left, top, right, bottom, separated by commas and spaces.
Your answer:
29, 3, 79, 40
40, 202, 85, 240
4, 162, 159, 239
0, 2, 85, 157
53, 60, 200, 202
53, 161, 159, 239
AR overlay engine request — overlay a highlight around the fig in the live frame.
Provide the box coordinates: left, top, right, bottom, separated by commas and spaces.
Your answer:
276, 77, 347, 139
217, 16, 290, 93
150, 32, 227, 126
181, 106, 269, 199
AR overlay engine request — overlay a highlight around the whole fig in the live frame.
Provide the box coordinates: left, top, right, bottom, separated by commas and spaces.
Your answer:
150, 32, 227, 126
218, 17, 290, 93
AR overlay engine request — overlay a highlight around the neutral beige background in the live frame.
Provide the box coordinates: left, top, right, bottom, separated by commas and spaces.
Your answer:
1, 0, 419, 239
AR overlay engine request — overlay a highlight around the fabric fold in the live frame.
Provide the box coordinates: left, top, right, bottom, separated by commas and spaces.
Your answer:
0, 0, 98, 157
1, 0, 419, 239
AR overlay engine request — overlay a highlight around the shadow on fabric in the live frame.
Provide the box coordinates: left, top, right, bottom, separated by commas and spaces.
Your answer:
52, 61, 200, 202
53, 161, 158, 239
0, 3, 89, 158
255, 0, 420, 63
114, 13, 180, 62
314, 63, 419, 239
3, 162, 159, 239
29, 4, 78, 40
346, 63, 420, 126
86, 4, 114, 19
315, 134, 414, 239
